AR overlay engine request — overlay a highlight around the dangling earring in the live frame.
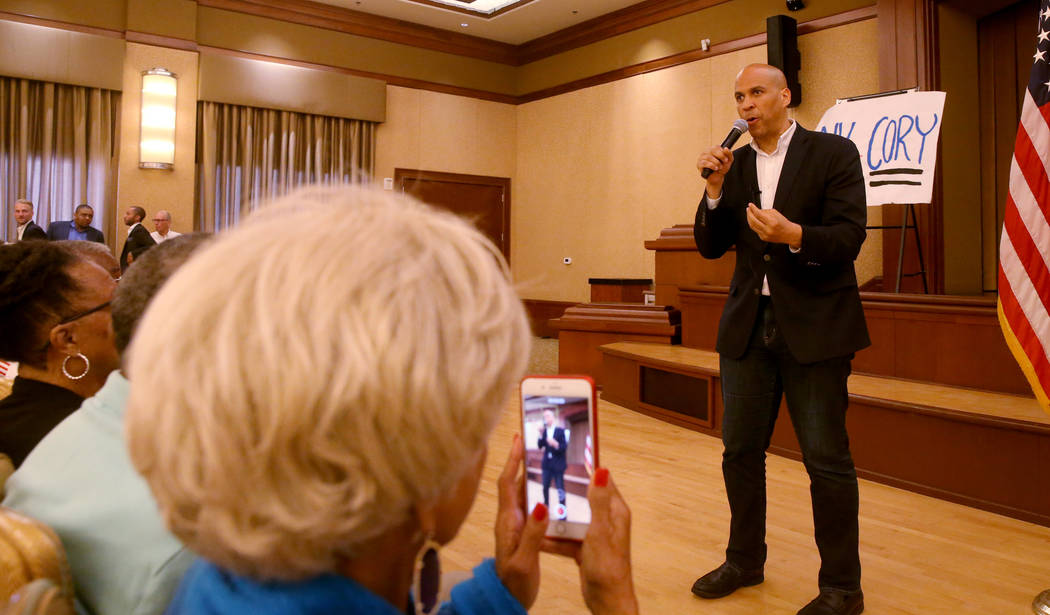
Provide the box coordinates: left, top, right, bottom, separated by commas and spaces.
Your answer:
413, 535, 441, 615
61, 353, 89, 381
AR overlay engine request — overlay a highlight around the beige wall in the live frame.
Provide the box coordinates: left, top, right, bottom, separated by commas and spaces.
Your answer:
0, 1, 883, 299
115, 42, 198, 238
375, 86, 517, 183
0, 19, 124, 91
517, 0, 873, 95
514, 20, 881, 302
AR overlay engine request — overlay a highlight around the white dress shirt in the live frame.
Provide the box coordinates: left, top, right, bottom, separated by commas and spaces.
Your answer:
706, 120, 798, 295
150, 230, 182, 244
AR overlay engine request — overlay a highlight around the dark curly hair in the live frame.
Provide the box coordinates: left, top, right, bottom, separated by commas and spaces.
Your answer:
0, 242, 81, 367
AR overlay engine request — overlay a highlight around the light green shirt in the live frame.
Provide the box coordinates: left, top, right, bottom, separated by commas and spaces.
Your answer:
3, 371, 194, 615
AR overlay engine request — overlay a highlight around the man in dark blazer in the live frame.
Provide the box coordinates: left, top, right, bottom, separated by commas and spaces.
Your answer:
537, 408, 568, 517
119, 205, 156, 273
46, 204, 105, 244
690, 64, 869, 615
13, 199, 46, 241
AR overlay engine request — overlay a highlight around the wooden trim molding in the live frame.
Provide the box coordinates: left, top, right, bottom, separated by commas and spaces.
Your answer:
0, 4, 876, 106
197, 45, 519, 104
517, 6, 877, 103
126, 30, 199, 52
198, 0, 519, 65
516, 0, 733, 65
0, 10, 124, 39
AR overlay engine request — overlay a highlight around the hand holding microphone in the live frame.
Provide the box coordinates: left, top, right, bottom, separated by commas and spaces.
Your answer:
697, 119, 748, 198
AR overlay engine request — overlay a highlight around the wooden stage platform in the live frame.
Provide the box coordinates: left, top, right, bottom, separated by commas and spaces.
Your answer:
550, 223, 1048, 530
600, 341, 1050, 527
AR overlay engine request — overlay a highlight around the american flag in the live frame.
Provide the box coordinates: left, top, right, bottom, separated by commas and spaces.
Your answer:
999, 0, 1050, 415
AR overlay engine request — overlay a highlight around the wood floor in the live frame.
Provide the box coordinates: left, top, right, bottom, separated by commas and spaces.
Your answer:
442, 394, 1050, 614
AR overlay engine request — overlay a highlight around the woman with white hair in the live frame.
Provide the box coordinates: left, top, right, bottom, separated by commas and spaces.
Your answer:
125, 185, 638, 615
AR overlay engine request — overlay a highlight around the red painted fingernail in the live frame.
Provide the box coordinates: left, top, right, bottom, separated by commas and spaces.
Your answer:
532, 503, 548, 521
595, 468, 609, 487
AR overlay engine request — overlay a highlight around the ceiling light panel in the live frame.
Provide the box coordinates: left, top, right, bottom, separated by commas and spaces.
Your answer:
409, 0, 530, 15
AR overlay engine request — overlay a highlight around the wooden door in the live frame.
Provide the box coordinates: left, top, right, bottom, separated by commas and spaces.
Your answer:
394, 169, 510, 263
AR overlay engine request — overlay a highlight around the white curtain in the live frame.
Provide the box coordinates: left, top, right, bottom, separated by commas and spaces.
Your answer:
196, 101, 376, 232
0, 76, 121, 245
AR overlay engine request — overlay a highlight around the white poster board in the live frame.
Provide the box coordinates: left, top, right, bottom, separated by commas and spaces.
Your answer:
815, 91, 945, 206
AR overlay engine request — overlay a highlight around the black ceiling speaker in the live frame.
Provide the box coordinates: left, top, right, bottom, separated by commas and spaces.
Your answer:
786, 0, 805, 10
767, 15, 801, 107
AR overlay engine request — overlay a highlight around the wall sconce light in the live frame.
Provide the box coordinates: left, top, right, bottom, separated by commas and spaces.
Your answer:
139, 68, 177, 169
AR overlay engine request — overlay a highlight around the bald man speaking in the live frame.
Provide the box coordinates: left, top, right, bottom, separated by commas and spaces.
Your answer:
691, 64, 869, 615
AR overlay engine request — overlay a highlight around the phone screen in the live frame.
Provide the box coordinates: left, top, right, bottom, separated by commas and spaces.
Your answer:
521, 376, 595, 539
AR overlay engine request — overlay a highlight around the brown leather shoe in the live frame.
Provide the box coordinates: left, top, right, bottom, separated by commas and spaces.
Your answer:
690, 561, 763, 599
797, 588, 864, 615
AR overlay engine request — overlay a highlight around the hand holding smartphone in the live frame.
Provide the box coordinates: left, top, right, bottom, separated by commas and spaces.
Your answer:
520, 375, 597, 541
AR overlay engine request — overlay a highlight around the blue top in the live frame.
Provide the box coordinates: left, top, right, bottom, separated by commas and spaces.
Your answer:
166, 558, 527, 615
67, 226, 89, 241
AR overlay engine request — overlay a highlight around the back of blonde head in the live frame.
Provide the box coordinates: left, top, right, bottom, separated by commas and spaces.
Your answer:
125, 184, 530, 580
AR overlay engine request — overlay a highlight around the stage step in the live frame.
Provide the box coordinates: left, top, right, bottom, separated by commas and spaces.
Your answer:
599, 341, 1050, 526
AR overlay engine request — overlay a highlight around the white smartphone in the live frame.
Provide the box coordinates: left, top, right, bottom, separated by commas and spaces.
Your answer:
520, 375, 598, 541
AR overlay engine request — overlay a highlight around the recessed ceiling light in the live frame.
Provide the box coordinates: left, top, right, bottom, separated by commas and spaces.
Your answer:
424, 0, 529, 15
460, 22, 469, 27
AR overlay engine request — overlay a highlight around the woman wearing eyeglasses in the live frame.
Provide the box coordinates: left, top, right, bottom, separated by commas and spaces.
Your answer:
0, 241, 120, 466
125, 186, 639, 615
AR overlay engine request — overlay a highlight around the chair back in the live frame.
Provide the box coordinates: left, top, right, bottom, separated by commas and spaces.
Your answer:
1, 579, 74, 615
0, 454, 13, 499
0, 508, 73, 610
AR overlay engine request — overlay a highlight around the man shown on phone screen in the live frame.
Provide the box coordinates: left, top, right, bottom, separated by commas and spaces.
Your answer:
690, 64, 869, 615
538, 408, 568, 520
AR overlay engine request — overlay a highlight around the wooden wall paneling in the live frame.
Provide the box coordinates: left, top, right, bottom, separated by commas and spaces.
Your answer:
678, 284, 1033, 394
522, 299, 575, 338
976, 0, 1040, 292
767, 387, 1050, 526
993, 11, 1019, 239
851, 307, 896, 374
977, 8, 999, 292
558, 331, 672, 385
551, 304, 681, 385
598, 341, 1050, 526
677, 287, 726, 350
645, 225, 734, 307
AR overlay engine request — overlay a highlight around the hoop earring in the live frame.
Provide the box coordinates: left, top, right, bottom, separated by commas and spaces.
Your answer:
413, 535, 441, 614
61, 353, 89, 381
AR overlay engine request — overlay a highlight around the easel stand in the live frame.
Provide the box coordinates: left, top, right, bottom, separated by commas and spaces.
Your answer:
866, 203, 928, 294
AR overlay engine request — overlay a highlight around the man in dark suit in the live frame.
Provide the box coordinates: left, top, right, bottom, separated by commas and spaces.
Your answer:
119, 205, 156, 273
13, 200, 46, 241
537, 408, 568, 518
46, 204, 105, 244
690, 64, 869, 615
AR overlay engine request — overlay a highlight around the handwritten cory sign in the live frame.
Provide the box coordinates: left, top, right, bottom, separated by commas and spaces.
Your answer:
816, 91, 945, 206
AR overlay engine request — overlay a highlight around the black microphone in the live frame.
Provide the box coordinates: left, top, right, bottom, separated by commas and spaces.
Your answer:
701, 119, 749, 179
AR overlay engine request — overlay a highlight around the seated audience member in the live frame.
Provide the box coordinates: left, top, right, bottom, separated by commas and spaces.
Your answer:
124, 186, 639, 615
54, 240, 122, 280
46, 204, 105, 243
3, 235, 210, 615
0, 242, 120, 466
